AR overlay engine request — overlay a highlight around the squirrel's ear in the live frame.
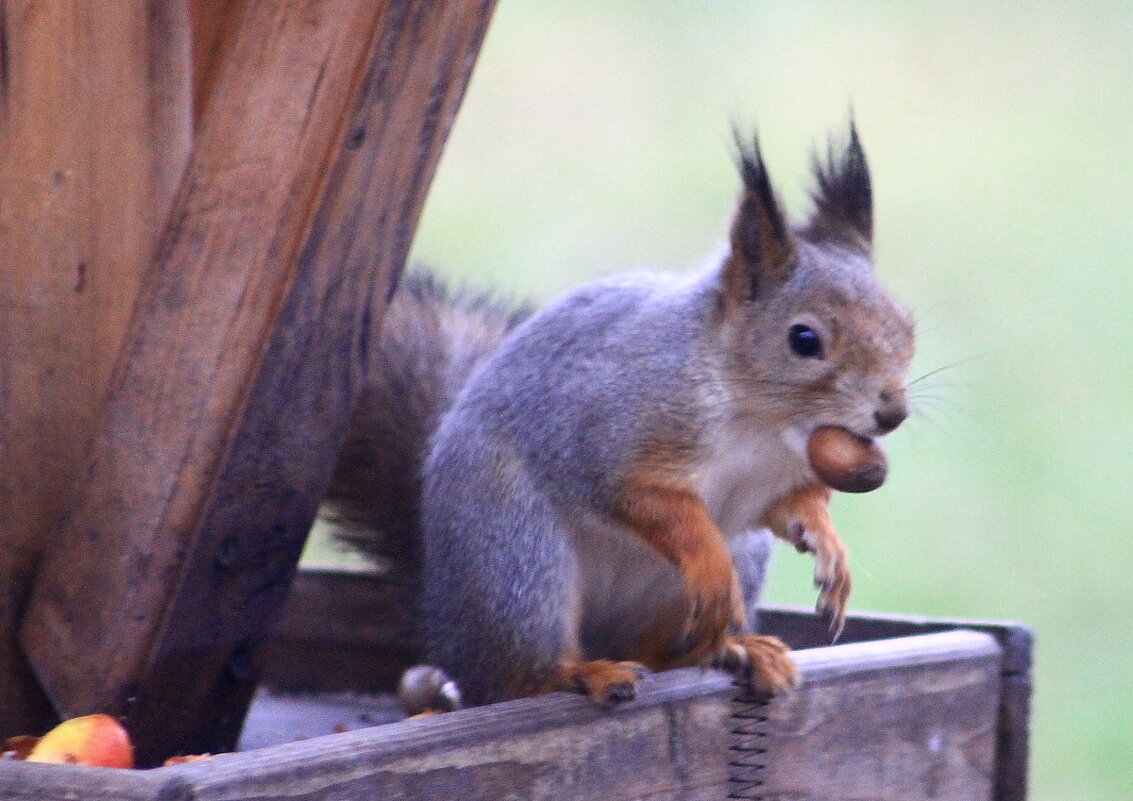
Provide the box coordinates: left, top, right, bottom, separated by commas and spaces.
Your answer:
722, 131, 796, 303
802, 121, 872, 250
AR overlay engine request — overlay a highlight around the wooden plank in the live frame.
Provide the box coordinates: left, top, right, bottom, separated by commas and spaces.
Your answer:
263, 571, 1027, 799
19, 0, 496, 766
259, 566, 420, 693
760, 606, 1032, 801
187, 0, 246, 126
262, 568, 1030, 676
150, 630, 999, 801
0, 760, 166, 801
0, 630, 1005, 800
747, 631, 1002, 800
163, 668, 739, 801
0, 0, 193, 736
761, 605, 1032, 671
996, 670, 1031, 801
237, 687, 403, 752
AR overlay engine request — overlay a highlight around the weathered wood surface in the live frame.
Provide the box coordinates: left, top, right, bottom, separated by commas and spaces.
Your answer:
264, 566, 1034, 680
746, 631, 1002, 801
0, 759, 167, 801
237, 687, 403, 752
187, 0, 246, 125
0, 629, 1006, 801
19, 0, 496, 765
262, 569, 1030, 800
259, 565, 420, 693
171, 669, 739, 801
0, 756, 169, 801
0, 0, 193, 736
760, 606, 1032, 801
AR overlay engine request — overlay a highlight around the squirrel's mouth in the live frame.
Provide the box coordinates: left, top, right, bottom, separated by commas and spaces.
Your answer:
806, 426, 888, 493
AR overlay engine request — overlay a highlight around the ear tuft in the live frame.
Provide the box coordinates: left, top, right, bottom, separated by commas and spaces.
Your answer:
804, 120, 872, 249
723, 130, 795, 304
735, 132, 787, 236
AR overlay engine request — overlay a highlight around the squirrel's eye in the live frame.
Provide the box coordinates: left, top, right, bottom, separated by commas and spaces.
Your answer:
788, 324, 824, 359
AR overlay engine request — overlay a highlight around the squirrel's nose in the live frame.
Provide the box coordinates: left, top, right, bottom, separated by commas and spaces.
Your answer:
873, 400, 908, 435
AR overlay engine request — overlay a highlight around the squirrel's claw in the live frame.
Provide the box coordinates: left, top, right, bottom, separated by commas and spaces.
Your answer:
817, 599, 847, 642
811, 532, 850, 641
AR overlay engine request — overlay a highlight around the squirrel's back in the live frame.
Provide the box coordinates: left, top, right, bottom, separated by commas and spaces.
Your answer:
322, 271, 531, 566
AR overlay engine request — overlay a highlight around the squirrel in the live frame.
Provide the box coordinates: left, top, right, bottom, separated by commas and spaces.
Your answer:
322, 124, 915, 711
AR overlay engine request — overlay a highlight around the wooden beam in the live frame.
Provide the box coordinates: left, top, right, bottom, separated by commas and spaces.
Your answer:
20, 0, 496, 765
261, 570, 1031, 801
0, 0, 193, 736
749, 630, 1002, 799
0, 629, 1011, 800
259, 566, 421, 694
759, 606, 1033, 801
159, 631, 1002, 801
167, 671, 738, 800
187, 0, 247, 126
0, 758, 168, 801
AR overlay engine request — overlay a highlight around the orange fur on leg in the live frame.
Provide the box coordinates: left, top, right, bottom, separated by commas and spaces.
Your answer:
627, 613, 700, 672
630, 614, 798, 701
612, 474, 745, 661
763, 484, 851, 637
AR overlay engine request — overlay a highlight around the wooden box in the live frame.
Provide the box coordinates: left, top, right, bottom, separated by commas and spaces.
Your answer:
0, 567, 1031, 801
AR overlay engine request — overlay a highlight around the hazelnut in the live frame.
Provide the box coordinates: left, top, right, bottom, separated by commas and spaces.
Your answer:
807, 426, 888, 493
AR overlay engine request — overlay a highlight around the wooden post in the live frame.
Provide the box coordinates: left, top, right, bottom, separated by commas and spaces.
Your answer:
0, 0, 193, 736
19, 0, 496, 765
187, 0, 246, 125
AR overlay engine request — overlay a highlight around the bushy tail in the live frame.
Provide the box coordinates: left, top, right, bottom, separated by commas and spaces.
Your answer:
321, 270, 531, 567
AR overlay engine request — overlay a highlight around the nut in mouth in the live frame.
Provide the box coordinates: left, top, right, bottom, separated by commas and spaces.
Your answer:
806, 426, 888, 493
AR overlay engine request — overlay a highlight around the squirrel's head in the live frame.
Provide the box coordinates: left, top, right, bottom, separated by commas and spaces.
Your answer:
715, 125, 915, 444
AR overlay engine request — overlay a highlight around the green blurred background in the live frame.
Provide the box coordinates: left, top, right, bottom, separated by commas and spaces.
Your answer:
371, 2, 1133, 798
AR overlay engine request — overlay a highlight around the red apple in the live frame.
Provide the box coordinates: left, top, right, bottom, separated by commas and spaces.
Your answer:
26, 714, 134, 769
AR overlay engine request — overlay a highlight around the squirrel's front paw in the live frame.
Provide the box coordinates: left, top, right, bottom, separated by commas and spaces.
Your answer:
555, 660, 647, 708
719, 633, 798, 701
788, 519, 851, 639
681, 549, 746, 658
766, 485, 851, 640
812, 528, 851, 639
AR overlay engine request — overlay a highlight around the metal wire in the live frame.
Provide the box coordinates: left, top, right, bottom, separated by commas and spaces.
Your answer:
728, 681, 772, 799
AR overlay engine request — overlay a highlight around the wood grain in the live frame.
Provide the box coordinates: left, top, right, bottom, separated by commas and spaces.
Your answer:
749, 631, 1002, 801
0, 0, 192, 736
188, 0, 247, 125
259, 565, 421, 693
19, 0, 496, 765
160, 668, 739, 801
0, 629, 1008, 800
759, 605, 1032, 801
212, 679, 731, 800
0, 758, 167, 801
261, 570, 1030, 800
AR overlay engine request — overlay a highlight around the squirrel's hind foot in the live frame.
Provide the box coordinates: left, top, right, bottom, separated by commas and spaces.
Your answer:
551, 659, 648, 708
718, 633, 798, 701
